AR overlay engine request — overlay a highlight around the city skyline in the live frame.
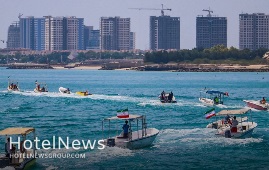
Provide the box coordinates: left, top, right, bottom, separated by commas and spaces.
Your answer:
0, 0, 269, 50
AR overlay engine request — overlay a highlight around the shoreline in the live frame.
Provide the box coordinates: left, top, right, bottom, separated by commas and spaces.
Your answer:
1, 64, 269, 72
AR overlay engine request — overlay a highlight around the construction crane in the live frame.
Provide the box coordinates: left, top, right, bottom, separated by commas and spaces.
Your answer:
18, 13, 23, 19
202, 8, 213, 17
129, 4, 171, 16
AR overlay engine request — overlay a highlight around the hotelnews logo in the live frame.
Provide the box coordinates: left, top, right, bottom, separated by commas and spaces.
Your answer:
7, 136, 105, 159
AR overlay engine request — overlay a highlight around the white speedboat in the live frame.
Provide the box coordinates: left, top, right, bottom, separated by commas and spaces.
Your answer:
34, 81, 48, 93
0, 127, 37, 170
199, 90, 228, 107
102, 114, 159, 149
206, 108, 257, 138
59, 87, 71, 94
243, 100, 269, 111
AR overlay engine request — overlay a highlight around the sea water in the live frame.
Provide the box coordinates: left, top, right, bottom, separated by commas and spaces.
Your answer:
0, 67, 268, 169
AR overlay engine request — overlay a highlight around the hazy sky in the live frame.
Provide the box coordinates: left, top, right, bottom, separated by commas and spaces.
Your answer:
0, 0, 268, 50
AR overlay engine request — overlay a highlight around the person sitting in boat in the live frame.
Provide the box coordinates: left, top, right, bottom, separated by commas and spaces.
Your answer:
122, 121, 129, 138
224, 114, 231, 125
214, 96, 219, 104
41, 87, 45, 92
260, 97, 266, 104
84, 90, 88, 95
160, 91, 165, 100
231, 116, 238, 133
10, 83, 14, 89
13, 84, 17, 90
5, 137, 15, 162
168, 92, 173, 102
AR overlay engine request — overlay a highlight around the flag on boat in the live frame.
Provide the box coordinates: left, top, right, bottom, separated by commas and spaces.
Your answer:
204, 108, 215, 119
117, 108, 129, 118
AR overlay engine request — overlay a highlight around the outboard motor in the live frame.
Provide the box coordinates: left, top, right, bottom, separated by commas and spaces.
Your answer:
224, 130, 231, 138
107, 138, 115, 147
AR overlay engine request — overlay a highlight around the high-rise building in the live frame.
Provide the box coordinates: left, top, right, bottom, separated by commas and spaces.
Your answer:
130, 32, 135, 50
100, 17, 131, 51
196, 13, 227, 49
7, 23, 20, 49
84, 26, 93, 50
77, 18, 84, 50
45, 16, 84, 51
150, 16, 180, 50
88, 29, 100, 50
20, 17, 45, 51
239, 13, 269, 50
34, 18, 45, 51
20, 17, 35, 50
45, 16, 63, 51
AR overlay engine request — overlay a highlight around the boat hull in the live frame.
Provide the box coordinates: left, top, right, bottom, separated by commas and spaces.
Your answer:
34, 89, 48, 93
76, 91, 92, 96
215, 122, 257, 139
199, 97, 225, 107
59, 87, 70, 94
106, 128, 159, 149
244, 100, 268, 110
7, 88, 20, 92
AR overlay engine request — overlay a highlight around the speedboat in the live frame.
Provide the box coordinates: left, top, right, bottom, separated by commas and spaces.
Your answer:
159, 92, 177, 103
0, 127, 37, 170
76, 91, 91, 96
206, 108, 257, 138
102, 114, 159, 149
199, 90, 229, 107
59, 87, 71, 94
34, 81, 48, 93
7, 77, 20, 92
243, 100, 269, 111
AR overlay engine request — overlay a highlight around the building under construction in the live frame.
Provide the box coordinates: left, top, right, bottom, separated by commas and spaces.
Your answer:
7, 23, 20, 49
196, 9, 227, 49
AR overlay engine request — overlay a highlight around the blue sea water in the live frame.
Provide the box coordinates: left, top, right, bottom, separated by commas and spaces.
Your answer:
0, 67, 269, 169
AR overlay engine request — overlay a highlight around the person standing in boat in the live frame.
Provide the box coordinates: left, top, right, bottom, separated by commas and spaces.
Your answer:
231, 116, 238, 133
122, 121, 129, 138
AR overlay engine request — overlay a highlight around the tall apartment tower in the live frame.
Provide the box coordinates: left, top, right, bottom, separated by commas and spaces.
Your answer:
100, 17, 131, 51
19, 17, 45, 50
45, 16, 84, 51
150, 16, 180, 50
239, 13, 269, 50
7, 23, 20, 49
89, 30, 100, 50
20, 17, 35, 50
196, 11, 227, 49
84, 26, 93, 50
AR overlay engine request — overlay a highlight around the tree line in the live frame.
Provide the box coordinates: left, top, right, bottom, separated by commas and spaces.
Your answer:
0, 45, 268, 65
144, 45, 269, 65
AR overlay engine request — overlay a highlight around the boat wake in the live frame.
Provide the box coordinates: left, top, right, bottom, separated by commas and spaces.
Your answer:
156, 128, 263, 146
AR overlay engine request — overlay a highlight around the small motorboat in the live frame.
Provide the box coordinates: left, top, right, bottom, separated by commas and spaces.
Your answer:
0, 127, 37, 169
102, 114, 159, 149
206, 108, 257, 138
159, 91, 177, 103
199, 90, 229, 107
243, 100, 269, 111
34, 81, 48, 93
59, 87, 71, 94
7, 77, 20, 92
76, 91, 92, 96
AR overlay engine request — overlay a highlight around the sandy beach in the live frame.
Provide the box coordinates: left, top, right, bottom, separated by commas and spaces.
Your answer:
52, 66, 102, 70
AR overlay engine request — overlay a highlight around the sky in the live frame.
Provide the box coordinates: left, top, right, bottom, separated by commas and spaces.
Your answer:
0, 0, 269, 50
